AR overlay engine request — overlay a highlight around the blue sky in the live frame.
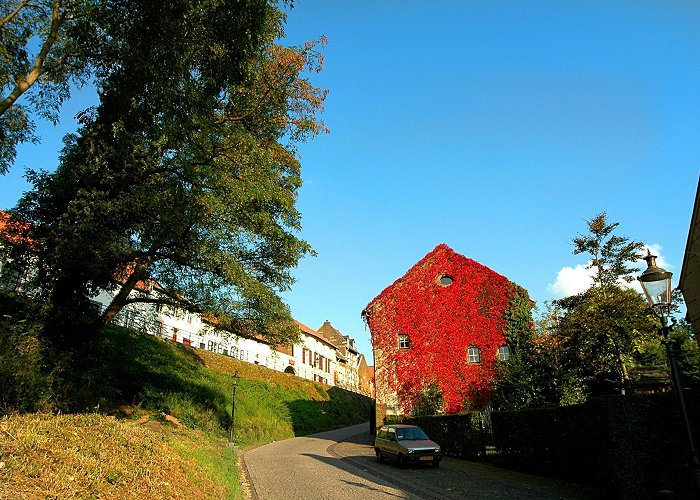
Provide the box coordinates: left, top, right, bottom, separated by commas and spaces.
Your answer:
2, 1, 699, 361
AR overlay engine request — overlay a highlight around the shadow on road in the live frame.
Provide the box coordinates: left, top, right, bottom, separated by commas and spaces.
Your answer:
301, 452, 445, 500
325, 431, 596, 500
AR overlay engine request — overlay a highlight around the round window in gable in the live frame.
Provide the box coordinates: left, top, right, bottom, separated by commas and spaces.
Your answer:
438, 275, 453, 286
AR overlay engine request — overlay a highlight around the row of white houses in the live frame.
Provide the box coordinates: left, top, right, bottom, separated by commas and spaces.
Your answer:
91, 288, 372, 395
0, 210, 372, 396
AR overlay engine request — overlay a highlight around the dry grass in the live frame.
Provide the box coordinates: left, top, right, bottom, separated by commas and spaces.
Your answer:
0, 412, 230, 499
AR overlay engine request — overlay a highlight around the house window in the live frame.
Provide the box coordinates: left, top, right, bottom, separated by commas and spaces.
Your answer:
497, 345, 510, 361
438, 274, 454, 286
468, 346, 481, 363
398, 334, 411, 349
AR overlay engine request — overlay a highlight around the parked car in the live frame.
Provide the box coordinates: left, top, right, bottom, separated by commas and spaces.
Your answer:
374, 424, 442, 468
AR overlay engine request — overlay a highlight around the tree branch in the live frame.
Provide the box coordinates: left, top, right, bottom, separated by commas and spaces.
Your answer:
0, 0, 64, 117
0, 0, 32, 28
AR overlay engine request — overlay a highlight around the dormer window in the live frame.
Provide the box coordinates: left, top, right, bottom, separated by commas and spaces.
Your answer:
398, 334, 411, 349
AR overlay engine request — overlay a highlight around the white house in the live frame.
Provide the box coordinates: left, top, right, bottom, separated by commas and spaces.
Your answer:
0, 210, 371, 395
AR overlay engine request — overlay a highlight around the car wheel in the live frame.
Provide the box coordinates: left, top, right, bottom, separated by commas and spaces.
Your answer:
397, 454, 406, 468
432, 459, 440, 468
375, 449, 384, 463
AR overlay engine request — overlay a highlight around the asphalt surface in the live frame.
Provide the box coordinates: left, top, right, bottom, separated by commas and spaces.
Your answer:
242, 423, 596, 499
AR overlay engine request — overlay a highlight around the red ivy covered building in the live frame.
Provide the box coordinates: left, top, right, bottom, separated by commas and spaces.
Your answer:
362, 244, 532, 424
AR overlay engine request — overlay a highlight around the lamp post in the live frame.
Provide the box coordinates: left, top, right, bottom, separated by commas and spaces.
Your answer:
230, 370, 239, 443
638, 251, 700, 494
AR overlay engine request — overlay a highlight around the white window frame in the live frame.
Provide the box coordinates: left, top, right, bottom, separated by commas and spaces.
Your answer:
468, 346, 481, 363
497, 345, 510, 361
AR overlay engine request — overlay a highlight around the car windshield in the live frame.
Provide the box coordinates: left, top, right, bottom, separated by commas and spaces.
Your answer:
396, 428, 429, 440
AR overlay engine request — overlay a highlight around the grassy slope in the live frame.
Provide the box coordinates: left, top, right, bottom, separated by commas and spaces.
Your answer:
0, 325, 372, 498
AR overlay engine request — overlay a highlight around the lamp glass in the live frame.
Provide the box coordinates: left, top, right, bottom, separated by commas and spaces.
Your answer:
640, 276, 672, 308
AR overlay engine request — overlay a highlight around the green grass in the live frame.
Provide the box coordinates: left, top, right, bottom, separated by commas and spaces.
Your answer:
173, 435, 242, 499
0, 303, 372, 497
54, 325, 372, 448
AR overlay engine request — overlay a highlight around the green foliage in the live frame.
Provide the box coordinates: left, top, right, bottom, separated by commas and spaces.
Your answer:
0, 291, 52, 413
554, 287, 660, 395
572, 211, 644, 290
411, 382, 444, 416
542, 213, 660, 398
502, 282, 535, 352
672, 317, 700, 389
492, 393, 700, 498
0, 0, 91, 174
0, 0, 276, 175
493, 298, 586, 411
14, 1, 327, 348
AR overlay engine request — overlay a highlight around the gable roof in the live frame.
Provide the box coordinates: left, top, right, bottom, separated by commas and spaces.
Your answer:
317, 320, 345, 347
296, 320, 337, 350
362, 243, 508, 318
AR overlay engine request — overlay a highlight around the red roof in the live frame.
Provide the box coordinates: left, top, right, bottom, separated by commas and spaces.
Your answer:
295, 320, 338, 349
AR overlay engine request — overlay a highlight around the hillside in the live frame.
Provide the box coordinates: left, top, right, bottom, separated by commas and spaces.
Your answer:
0, 325, 372, 498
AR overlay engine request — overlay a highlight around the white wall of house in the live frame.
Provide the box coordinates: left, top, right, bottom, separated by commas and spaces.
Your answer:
282, 331, 337, 385
82, 282, 367, 393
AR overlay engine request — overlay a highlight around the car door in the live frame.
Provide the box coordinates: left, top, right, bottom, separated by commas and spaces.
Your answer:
385, 428, 399, 458
376, 428, 389, 454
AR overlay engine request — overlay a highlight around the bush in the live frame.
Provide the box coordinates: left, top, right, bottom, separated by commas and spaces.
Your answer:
0, 291, 52, 413
492, 393, 700, 498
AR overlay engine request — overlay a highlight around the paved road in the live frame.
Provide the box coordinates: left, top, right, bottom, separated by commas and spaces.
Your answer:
242, 423, 595, 499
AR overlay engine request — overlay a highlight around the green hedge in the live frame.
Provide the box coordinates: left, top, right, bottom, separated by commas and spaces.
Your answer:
385, 413, 486, 459
492, 392, 700, 498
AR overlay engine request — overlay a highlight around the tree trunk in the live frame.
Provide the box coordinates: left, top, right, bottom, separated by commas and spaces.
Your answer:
95, 256, 154, 333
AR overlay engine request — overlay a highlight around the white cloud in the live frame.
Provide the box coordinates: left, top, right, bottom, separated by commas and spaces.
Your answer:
546, 263, 595, 298
642, 243, 672, 271
547, 243, 672, 299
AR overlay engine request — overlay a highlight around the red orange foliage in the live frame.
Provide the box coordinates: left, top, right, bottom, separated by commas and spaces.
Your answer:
364, 244, 530, 414
0, 210, 36, 249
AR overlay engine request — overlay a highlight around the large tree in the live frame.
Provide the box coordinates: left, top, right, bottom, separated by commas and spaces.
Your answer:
554, 212, 657, 395
15, 1, 327, 348
554, 287, 659, 396
492, 301, 589, 410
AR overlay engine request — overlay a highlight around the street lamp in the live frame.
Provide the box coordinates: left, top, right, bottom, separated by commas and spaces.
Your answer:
638, 251, 700, 494
230, 370, 239, 443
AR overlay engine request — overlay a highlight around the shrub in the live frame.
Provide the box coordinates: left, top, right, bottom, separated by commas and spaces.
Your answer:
492, 393, 700, 498
0, 291, 52, 413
